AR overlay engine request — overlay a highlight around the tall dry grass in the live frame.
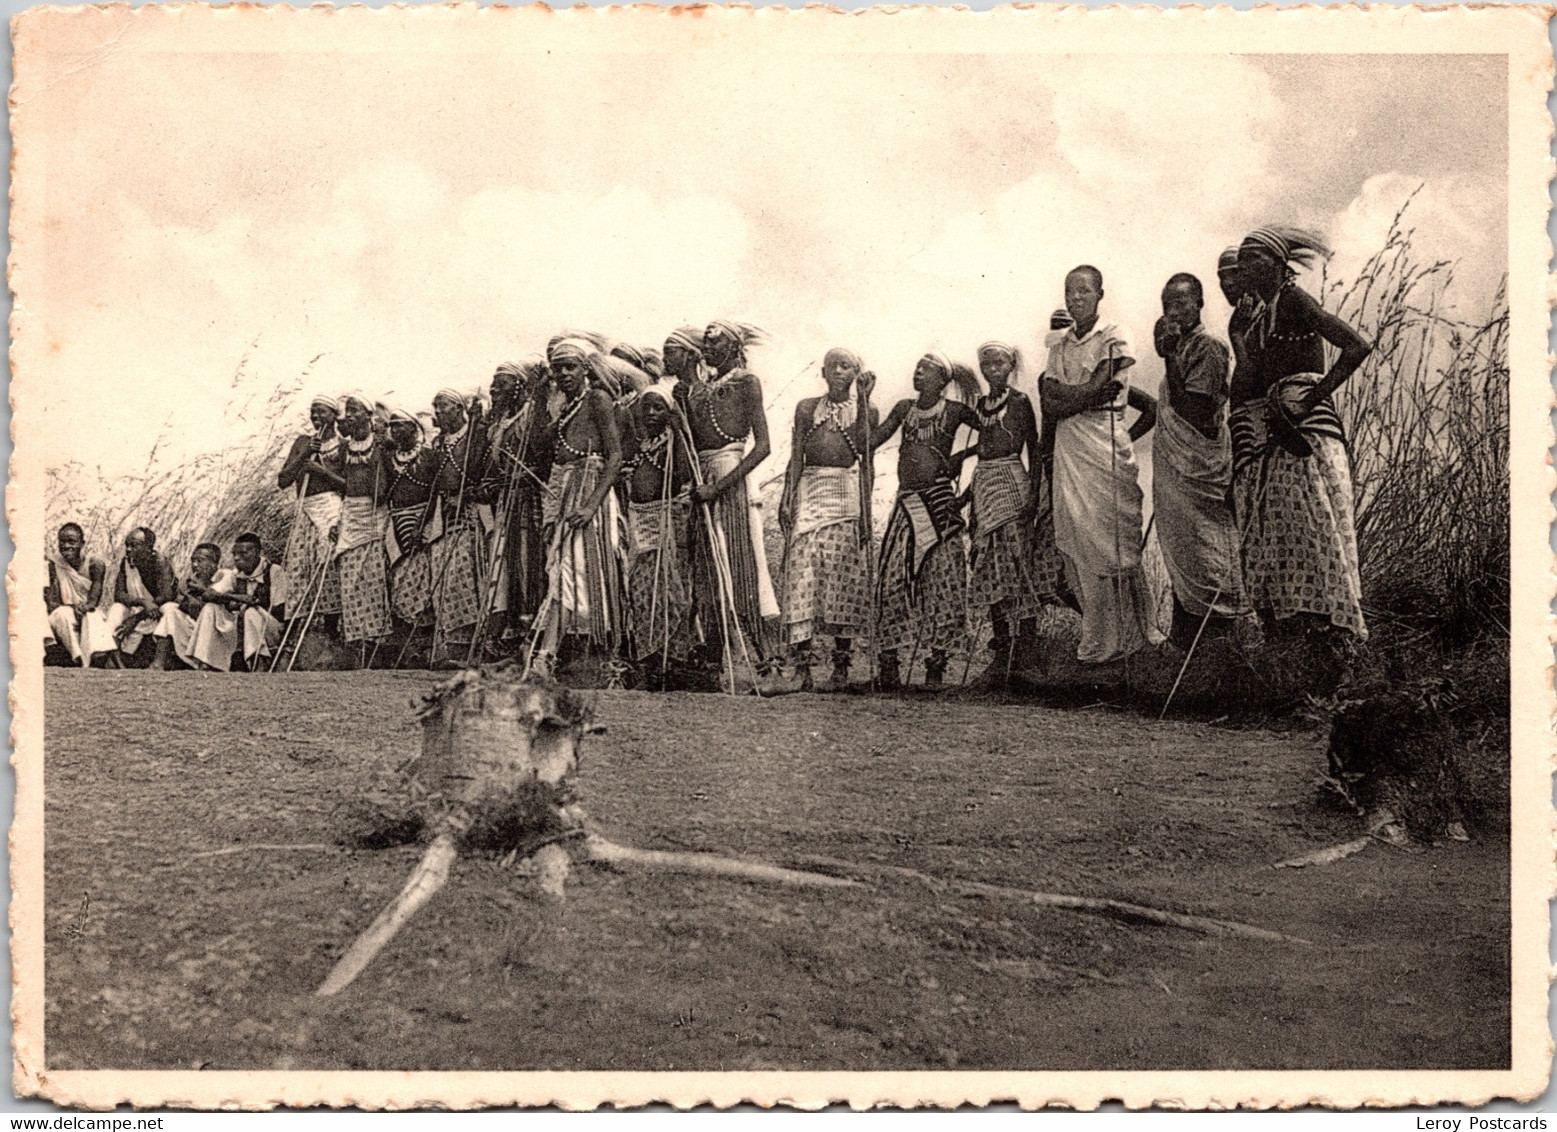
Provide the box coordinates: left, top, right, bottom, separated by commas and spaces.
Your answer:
45, 342, 316, 572
1322, 196, 1509, 649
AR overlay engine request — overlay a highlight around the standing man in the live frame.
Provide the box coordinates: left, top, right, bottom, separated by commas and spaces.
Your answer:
966, 341, 1067, 672
332, 393, 394, 655
532, 337, 626, 676
663, 326, 705, 386
45, 522, 108, 666
622, 382, 696, 683
102, 527, 178, 665
1042, 265, 1164, 664
277, 395, 344, 633
778, 348, 876, 689
478, 359, 554, 654
383, 407, 439, 635
686, 319, 779, 668
426, 388, 489, 665
1231, 226, 1371, 642
870, 352, 979, 688
1151, 273, 1252, 647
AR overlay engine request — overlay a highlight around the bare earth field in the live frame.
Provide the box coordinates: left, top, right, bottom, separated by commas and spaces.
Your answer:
43, 669, 1508, 1072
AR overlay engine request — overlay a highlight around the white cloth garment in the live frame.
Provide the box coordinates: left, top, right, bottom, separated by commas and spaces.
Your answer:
46, 555, 111, 663
155, 569, 238, 670
103, 561, 161, 656
1045, 320, 1165, 663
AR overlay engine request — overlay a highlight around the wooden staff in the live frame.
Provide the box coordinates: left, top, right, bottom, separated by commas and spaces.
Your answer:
270, 422, 329, 672
673, 407, 762, 696
1158, 460, 1271, 718
466, 401, 535, 665
429, 408, 481, 665
857, 373, 877, 690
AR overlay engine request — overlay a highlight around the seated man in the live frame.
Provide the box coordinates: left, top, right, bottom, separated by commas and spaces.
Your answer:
226, 532, 284, 670
152, 543, 237, 671
101, 527, 178, 666
45, 522, 109, 666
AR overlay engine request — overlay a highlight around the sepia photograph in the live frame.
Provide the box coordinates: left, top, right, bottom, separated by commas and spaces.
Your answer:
8, 2, 1552, 1109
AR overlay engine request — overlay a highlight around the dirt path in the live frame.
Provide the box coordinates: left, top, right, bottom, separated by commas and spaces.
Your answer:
42, 670, 1508, 1071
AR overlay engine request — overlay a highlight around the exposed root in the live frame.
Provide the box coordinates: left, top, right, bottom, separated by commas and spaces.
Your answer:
186, 843, 339, 860
1273, 837, 1373, 869
798, 854, 1311, 946
315, 833, 458, 997
584, 835, 859, 890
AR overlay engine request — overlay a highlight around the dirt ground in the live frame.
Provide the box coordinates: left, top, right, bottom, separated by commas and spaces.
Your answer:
42, 669, 1509, 1072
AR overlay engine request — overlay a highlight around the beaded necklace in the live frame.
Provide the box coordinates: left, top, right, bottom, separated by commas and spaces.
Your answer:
905, 397, 949, 445
343, 433, 377, 466
554, 393, 595, 459
976, 388, 1012, 431
692, 374, 746, 445
625, 429, 671, 475
810, 396, 862, 463
388, 443, 433, 496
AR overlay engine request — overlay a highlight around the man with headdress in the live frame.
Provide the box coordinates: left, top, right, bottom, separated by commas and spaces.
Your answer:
685, 319, 780, 670
45, 522, 109, 666
870, 351, 980, 688
1231, 226, 1371, 641
476, 359, 555, 655
1042, 265, 1165, 664
277, 395, 345, 634
1151, 273, 1253, 647
622, 381, 696, 683
663, 326, 704, 388
777, 348, 877, 689
152, 542, 236, 670
532, 336, 626, 675
382, 406, 440, 635
966, 340, 1069, 674
102, 526, 178, 665
424, 388, 489, 665
331, 393, 394, 652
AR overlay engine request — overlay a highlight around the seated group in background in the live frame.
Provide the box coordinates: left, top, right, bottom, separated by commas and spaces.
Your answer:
46, 526, 283, 671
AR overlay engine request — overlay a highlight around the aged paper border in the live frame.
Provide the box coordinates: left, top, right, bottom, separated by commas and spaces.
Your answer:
7, 1, 1553, 1110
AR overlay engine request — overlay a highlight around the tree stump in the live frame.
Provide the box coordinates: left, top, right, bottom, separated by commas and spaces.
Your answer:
315, 666, 853, 997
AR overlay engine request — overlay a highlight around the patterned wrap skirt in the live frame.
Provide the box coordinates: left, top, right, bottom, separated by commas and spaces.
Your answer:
877, 484, 968, 655
968, 456, 1064, 622
1231, 385, 1366, 639
282, 492, 343, 618
782, 465, 871, 645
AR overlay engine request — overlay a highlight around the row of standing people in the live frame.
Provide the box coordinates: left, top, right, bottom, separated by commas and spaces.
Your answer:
45, 227, 1372, 685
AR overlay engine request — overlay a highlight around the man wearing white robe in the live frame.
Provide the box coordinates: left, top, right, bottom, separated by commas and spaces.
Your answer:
154, 543, 239, 671
1042, 265, 1166, 664
45, 522, 110, 665
102, 527, 178, 664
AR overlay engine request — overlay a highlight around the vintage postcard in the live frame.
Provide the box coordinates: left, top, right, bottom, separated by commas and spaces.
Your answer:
7, 0, 1553, 1111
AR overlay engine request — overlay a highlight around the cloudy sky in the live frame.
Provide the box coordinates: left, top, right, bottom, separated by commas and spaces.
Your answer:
19, 21, 1507, 493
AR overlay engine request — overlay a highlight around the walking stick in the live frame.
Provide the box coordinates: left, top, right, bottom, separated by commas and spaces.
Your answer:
430, 414, 481, 665
1104, 340, 1133, 695
270, 423, 330, 671
466, 406, 532, 666
858, 375, 877, 691
674, 409, 762, 696
1159, 459, 1271, 719
282, 530, 337, 673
